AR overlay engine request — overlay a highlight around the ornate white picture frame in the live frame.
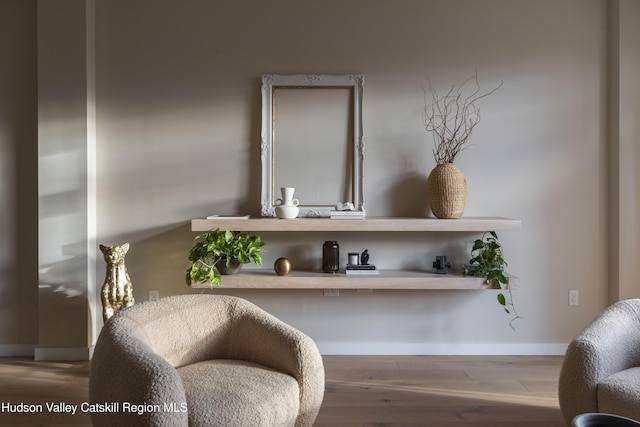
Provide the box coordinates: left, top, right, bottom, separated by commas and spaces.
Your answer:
260, 74, 365, 217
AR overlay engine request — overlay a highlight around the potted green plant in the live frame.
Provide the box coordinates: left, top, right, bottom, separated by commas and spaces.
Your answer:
185, 228, 265, 287
463, 231, 522, 330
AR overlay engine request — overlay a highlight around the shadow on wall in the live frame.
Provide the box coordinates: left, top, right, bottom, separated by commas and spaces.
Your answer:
238, 76, 264, 217
388, 172, 430, 218
39, 247, 90, 347
113, 223, 199, 307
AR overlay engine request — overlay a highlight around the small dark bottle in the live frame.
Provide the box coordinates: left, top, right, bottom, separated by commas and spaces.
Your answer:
322, 241, 340, 273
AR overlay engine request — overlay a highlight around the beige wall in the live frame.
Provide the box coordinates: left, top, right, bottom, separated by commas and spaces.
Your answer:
2, 0, 639, 356
94, 0, 611, 353
37, 0, 95, 357
0, 1, 39, 348
610, 0, 640, 303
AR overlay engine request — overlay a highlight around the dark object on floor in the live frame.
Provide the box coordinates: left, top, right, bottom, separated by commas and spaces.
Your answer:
573, 413, 640, 427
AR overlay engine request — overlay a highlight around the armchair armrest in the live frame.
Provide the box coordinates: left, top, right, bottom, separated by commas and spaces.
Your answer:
90, 316, 189, 427
228, 298, 325, 427
559, 299, 640, 424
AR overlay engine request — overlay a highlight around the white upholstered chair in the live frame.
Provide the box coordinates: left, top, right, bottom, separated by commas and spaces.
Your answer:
90, 294, 325, 427
559, 299, 640, 425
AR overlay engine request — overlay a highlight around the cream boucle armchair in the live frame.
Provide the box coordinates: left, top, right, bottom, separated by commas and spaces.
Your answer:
90, 294, 325, 427
559, 299, 640, 425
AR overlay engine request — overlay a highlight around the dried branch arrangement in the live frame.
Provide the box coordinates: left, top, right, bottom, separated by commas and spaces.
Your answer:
423, 72, 503, 165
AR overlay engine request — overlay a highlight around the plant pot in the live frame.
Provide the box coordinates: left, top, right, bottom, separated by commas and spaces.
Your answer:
426, 163, 467, 219
215, 258, 243, 275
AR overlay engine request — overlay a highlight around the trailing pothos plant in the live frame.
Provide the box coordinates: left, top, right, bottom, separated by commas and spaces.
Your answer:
463, 231, 522, 331
185, 228, 264, 287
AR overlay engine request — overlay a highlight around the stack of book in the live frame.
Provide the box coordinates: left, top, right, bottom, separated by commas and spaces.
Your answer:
205, 214, 251, 219
345, 264, 379, 275
330, 210, 365, 220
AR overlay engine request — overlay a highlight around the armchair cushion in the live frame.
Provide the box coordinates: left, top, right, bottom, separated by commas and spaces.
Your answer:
598, 367, 640, 419
177, 360, 300, 426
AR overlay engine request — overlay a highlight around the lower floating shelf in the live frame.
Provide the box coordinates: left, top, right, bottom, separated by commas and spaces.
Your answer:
190, 269, 514, 290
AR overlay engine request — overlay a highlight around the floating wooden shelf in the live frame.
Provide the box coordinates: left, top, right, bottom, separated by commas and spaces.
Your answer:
190, 216, 521, 291
190, 269, 516, 290
191, 216, 521, 232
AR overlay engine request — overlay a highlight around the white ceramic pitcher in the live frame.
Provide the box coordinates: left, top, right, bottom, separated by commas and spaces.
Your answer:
275, 187, 299, 207
275, 187, 299, 219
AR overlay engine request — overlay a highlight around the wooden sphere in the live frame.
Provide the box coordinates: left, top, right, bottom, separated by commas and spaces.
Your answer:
274, 257, 292, 276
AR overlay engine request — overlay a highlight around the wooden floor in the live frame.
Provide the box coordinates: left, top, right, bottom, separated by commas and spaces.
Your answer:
317, 355, 565, 427
0, 355, 565, 427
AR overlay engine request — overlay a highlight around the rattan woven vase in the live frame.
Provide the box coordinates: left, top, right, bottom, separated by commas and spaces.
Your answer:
426, 163, 467, 219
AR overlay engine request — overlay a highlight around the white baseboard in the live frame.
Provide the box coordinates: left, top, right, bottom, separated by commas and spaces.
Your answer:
317, 342, 568, 356
0, 344, 36, 357
34, 346, 94, 361
3, 342, 565, 359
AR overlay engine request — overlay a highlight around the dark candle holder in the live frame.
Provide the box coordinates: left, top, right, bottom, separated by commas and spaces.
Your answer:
322, 241, 339, 273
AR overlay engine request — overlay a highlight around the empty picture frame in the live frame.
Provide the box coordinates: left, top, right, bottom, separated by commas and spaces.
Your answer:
260, 74, 365, 217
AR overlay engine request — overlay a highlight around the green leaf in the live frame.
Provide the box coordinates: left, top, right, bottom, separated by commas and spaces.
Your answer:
497, 293, 506, 306
486, 270, 501, 286
496, 271, 509, 287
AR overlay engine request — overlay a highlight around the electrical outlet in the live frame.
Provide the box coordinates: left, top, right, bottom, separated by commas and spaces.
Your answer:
323, 289, 340, 297
149, 290, 160, 301
569, 290, 579, 306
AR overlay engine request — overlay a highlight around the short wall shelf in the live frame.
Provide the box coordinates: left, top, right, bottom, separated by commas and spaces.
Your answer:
191, 216, 521, 232
190, 269, 516, 290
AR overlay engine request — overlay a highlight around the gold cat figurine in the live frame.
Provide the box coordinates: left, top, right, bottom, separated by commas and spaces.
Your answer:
100, 243, 134, 322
